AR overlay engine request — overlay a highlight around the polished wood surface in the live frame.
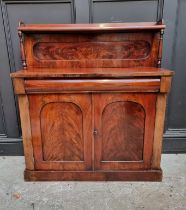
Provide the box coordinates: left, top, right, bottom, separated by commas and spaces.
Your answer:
33, 40, 150, 60
23, 31, 160, 68
41, 102, 84, 161
11, 67, 174, 78
17, 94, 34, 170
94, 93, 156, 171
101, 101, 145, 161
18, 22, 165, 32
29, 94, 92, 171
24, 79, 161, 93
152, 94, 167, 169
12, 22, 173, 181
16, 22, 166, 69
24, 170, 162, 182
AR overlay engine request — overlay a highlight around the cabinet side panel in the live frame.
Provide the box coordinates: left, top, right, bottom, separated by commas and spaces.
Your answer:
18, 94, 34, 169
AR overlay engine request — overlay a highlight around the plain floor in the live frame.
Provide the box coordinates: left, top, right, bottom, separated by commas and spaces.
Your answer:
0, 154, 186, 210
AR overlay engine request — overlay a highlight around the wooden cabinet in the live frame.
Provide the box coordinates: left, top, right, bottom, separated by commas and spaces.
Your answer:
11, 22, 173, 181
28, 92, 156, 172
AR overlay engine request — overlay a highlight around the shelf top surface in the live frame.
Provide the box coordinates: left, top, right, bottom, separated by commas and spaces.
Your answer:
18, 22, 165, 33
11, 67, 174, 79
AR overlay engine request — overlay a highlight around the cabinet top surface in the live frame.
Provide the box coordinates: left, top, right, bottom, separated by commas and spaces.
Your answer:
18, 22, 165, 32
11, 67, 174, 78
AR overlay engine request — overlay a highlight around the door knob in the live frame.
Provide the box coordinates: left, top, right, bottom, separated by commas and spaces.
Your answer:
93, 129, 98, 135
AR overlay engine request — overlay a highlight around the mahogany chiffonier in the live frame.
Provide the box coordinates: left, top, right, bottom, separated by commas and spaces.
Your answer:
11, 22, 173, 181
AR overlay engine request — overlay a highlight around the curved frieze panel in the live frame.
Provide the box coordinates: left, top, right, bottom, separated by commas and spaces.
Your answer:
33, 41, 150, 60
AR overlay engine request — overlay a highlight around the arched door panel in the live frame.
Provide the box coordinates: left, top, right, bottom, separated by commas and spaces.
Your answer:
29, 93, 92, 171
94, 93, 157, 170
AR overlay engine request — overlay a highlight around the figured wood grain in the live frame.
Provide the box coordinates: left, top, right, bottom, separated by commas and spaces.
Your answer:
94, 93, 157, 171
28, 94, 92, 171
33, 41, 150, 60
12, 22, 173, 181
102, 101, 145, 161
24, 31, 159, 68
41, 102, 84, 161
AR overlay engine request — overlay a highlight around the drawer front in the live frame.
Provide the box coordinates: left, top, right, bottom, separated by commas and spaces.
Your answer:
25, 79, 160, 93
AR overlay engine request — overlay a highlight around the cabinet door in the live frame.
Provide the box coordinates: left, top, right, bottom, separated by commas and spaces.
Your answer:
29, 93, 92, 171
93, 93, 157, 170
